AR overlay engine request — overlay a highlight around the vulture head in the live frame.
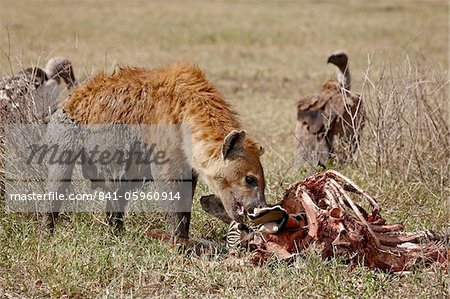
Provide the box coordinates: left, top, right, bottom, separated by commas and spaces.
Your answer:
22, 67, 48, 88
45, 57, 78, 89
327, 50, 349, 73
327, 50, 351, 90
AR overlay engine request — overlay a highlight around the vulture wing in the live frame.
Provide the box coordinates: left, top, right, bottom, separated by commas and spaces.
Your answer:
296, 80, 343, 135
296, 79, 343, 166
0, 68, 47, 123
296, 79, 365, 166
328, 90, 364, 157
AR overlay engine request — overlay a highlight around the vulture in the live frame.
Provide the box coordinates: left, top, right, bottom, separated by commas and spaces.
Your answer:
0, 57, 77, 123
0, 57, 76, 199
295, 51, 364, 167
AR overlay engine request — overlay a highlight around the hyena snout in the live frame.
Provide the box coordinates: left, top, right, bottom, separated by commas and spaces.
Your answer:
242, 193, 267, 215
230, 191, 266, 221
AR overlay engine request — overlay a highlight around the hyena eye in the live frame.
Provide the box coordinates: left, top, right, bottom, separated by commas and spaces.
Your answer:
245, 175, 258, 188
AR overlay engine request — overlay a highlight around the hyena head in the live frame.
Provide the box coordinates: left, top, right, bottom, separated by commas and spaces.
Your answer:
204, 130, 266, 222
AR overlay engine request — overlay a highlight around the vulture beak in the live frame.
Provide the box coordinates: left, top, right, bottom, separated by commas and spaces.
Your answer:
65, 68, 78, 89
327, 55, 334, 64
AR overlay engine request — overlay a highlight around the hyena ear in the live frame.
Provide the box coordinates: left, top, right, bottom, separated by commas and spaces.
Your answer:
222, 130, 246, 160
200, 194, 233, 224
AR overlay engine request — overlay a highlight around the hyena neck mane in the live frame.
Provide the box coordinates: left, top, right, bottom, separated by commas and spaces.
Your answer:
61, 62, 254, 172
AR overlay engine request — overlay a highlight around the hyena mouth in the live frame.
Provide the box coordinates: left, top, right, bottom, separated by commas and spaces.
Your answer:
231, 197, 247, 222
236, 201, 245, 217
232, 193, 248, 222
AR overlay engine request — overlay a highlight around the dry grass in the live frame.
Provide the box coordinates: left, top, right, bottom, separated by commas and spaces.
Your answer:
0, 0, 449, 298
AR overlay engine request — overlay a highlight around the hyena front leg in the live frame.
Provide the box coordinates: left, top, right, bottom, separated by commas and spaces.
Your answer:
105, 182, 128, 231
45, 163, 75, 232
44, 113, 78, 232
165, 170, 198, 239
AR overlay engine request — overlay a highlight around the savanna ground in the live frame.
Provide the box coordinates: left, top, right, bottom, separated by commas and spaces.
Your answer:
0, 0, 449, 298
